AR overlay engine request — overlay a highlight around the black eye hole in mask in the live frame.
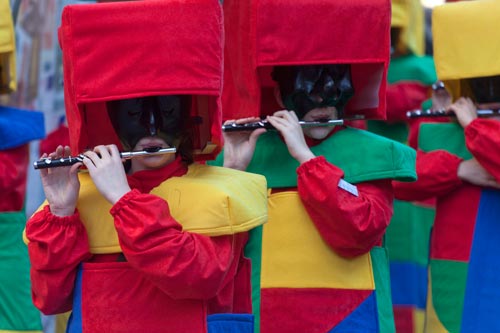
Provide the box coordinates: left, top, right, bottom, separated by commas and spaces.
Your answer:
107, 95, 190, 151
272, 64, 355, 119
468, 75, 500, 105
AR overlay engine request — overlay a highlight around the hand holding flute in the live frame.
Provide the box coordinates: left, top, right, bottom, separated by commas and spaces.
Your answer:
34, 146, 177, 169
38, 144, 177, 211
407, 97, 500, 128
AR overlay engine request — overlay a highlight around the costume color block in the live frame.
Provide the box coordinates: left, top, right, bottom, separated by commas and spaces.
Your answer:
0, 106, 45, 333
1, 3, 45, 330
394, 2, 500, 332
0, 0, 16, 93
25, 1, 267, 333
366, 2, 437, 332
218, 1, 420, 332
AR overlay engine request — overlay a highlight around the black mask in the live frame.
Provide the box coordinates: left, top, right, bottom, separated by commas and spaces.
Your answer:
468, 75, 500, 104
107, 95, 189, 150
272, 64, 354, 119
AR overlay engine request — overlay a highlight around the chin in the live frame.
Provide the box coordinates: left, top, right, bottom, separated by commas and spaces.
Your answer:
304, 127, 334, 140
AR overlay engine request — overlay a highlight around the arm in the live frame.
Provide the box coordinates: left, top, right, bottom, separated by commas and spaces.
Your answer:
465, 119, 500, 181
111, 190, 244, 300
82, 145, 245, 300
297, 156, 394, 258
393, 149, 463, 201
25, 207, 92, 314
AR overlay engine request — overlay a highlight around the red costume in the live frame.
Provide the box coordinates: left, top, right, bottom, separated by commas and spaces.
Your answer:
25, 1, 267, 332
215, 1, 417, 332
393, 2, 500, 331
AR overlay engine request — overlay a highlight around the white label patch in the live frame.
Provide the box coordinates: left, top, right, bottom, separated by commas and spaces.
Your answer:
338, 179, 359, 197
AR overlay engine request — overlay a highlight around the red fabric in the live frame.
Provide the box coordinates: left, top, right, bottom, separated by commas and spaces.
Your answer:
393, 119, 500, 261
0, 145, 29, 212
59, 0, 223, 158
393, 150, 463, 202
431, 186, 480, 261
393, 306, 415, 333
222, 0, 391, 121
386, 82, 429, 122
39, 124, 70, 156
297, 156, 394, 258
465, 119, 500, 181
261, 288, 373, 333
26, 160, 252, 321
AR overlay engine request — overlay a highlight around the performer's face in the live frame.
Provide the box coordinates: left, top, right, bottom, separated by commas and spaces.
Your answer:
468, 75, 500, 106
273, 64, 354, 120
107, 95, 188, 151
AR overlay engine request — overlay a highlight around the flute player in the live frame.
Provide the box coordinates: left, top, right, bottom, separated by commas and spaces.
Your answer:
209, 1, 417, 331
23, 1, 268, 332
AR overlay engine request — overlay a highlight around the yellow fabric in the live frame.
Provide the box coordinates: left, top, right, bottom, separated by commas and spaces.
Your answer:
29, 164, 268, 254
413, 308, 425, 333
433, 0, 500, 81
260, 191, 375, 290
392, 0, 425, 55
0, 0, 16, 93
424, 274, 448, 333
391, 0, 409, 28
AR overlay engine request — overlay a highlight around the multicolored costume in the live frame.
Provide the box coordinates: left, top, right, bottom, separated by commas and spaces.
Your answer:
393, 1, 500, 332
1, 2, 45, 332
215, 1, 417, 332
24, 1, 267, 332
366, 2, 437, 332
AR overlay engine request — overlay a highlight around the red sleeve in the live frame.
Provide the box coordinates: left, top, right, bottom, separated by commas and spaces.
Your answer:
25, 206, 92, 314
465, 118, 500, 181
111, 189, 241, 300
297, 156, 394, 258
393, 149, 463, 201
0, 145, 29, 212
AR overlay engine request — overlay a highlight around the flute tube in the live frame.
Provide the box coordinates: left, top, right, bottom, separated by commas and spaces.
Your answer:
222, 119, 344, 132
407, 109, 500, 119
33, 147, 177, 170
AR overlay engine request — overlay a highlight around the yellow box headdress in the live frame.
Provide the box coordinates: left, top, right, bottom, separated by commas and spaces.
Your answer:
433, 0, 500, 100
0, 0, 16, 93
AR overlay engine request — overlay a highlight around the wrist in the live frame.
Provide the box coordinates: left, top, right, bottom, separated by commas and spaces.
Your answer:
50, 206, 76, 217
296, 151, 316, 165
223, 160, 248, 171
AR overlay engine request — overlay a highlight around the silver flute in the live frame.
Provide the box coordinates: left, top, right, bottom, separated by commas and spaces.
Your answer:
33, 147, 177, 170
407, 108, 500, 118
222, 119, 345, 132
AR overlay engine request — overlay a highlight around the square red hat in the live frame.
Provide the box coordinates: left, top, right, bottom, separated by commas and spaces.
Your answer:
59, 0, 223, 159
223, 0, 391, 121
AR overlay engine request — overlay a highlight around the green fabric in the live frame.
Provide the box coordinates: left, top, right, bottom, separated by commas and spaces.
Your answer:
421, 98, 432, 111
366, 121, 409, 144
0, 211, 42, 331
213, 127, 416, 188
418, 122, 472, 160
430, 259, 468, 333
387, 54, 437, 85
371, 246, 396, 333
385, 200, 434, 266
244, 226, 263, 333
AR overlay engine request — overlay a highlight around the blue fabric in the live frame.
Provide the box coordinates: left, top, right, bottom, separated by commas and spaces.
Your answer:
461, 189, 500, 332
390, 261, 428, 309
329, 292, 379, 333
207, 313, 254, 333
0, 105, 45, 149
66, 265, 83, 333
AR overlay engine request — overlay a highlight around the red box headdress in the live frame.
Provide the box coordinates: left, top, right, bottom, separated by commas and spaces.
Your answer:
59, 0, 223, 159
222, 0, 391, 121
